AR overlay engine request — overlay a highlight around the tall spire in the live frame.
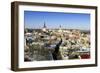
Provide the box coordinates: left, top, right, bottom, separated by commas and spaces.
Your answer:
42, 21, 47, 32
59, 25, 61, 28
58, 25, 62, 33
43, 21, 46, 28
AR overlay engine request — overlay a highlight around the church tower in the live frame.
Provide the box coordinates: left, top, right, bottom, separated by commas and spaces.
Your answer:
42, 22, 47, 32
58, 25, 62, 33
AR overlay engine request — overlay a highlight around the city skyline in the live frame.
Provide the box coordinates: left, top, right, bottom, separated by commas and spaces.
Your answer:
24, 11, 90, 30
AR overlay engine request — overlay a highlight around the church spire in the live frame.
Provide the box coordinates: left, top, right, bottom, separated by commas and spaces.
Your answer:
43, 21, 46, 28
42, 21, 47, 32
58, 25, 62, 33
59, 25, 61, 28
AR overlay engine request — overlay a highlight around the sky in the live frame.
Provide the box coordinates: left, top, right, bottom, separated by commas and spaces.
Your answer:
24, 11, 90, 30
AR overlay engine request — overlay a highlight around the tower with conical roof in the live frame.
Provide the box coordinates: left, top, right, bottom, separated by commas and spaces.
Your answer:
43, 22, 46, 28
42, 21, 47, 32
58, 25, 62, 33
59, 25, 61, 28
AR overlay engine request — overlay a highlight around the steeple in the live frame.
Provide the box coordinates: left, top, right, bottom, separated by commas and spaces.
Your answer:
59, 25, 61, 28
42, 21, 47, 32
58, 25, 62, 33
43, 22, 46, 28
59, 25, 62, 30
